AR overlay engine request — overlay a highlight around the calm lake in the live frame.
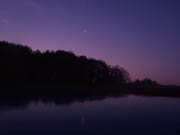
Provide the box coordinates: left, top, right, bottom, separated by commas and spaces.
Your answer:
0, 95, 180, 135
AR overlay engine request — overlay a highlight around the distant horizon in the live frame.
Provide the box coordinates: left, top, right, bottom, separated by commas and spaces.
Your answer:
1, 40, 179, 86
0, 0, 180, 85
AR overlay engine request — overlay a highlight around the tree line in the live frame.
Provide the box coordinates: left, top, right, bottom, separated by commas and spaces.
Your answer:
0, 41, 132, 87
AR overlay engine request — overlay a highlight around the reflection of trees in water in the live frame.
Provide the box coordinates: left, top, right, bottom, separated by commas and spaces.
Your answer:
0, 85, 179, 111
0, 88, 126, 111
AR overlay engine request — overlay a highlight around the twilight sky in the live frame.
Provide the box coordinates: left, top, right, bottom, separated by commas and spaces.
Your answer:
0, 0, 180, 85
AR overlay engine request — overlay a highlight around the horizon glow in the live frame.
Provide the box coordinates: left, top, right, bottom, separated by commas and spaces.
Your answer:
0, 0, 180, 85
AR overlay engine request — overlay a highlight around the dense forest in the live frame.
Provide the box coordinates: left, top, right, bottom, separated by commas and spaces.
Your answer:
0, 41, 180, 99
0, 41, 133, 87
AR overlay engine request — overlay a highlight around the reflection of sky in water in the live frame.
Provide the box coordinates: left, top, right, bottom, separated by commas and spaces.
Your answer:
0, 96, 180, 135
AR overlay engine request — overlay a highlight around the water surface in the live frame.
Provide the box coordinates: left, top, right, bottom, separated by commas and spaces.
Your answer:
0, 95, 180, 135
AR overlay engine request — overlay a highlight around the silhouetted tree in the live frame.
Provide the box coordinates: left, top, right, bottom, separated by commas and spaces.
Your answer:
0, 41, 131, 87
134, 78, 159, 87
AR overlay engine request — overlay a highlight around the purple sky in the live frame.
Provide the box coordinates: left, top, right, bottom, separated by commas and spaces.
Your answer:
0, 0, 180, 85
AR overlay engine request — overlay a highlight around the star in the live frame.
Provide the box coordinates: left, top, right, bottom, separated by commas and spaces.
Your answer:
83, 29, 87, 33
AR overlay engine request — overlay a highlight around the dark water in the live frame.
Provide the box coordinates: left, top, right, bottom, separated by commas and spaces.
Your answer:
0, 95, 180, 135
